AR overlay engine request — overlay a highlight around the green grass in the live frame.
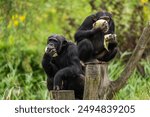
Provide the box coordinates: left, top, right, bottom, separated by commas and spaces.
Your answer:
0, 57, 149, 100
109, 59, 150, 100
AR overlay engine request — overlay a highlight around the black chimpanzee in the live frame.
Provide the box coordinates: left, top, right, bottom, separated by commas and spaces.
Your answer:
42, 34, 84, 99
74, 11, 118, 62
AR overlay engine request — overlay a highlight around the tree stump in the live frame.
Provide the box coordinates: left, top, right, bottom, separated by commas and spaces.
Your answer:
83, 61, 109, 100
50, 90, 75, 100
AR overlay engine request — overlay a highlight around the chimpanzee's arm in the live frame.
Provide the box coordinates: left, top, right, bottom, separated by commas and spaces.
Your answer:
53, 44, 82, 89
74, 15, 99, 42
42, 53, 58, 77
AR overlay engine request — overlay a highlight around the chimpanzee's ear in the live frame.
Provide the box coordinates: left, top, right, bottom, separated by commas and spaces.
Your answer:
57, 35, 68, 53
62, 40, 68, 47
92, 14, 97, 22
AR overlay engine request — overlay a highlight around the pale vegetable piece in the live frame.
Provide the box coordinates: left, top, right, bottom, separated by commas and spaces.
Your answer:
93, 19, 109, 32
104, 35, 109, 51
45, 46, 48, 52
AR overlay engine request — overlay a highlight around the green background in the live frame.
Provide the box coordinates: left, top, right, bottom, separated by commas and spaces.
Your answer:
0, 0, 150, 99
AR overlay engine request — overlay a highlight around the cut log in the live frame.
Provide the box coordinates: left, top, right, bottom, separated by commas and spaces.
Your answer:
83, 61, 109, 100
50, 90, 75, 100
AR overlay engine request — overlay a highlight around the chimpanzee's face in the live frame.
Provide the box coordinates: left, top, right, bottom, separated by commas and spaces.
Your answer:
45, 37, 59, 57
96, 11, 112, 22
98, 12, 113, 28
93, 12, 113, 33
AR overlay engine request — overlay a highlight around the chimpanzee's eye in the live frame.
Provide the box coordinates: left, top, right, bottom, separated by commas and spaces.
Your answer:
100, 16, 110, 22
48, 40, 58, 48
49, 43, 54, 46
48, 39, 57, 43
51, 40, 58, 45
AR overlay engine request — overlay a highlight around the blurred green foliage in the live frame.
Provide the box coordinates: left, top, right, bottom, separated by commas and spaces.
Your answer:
0, 0, 150, 99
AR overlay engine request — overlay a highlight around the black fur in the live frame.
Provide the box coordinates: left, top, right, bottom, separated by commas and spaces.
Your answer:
42, 34, 84, 99
74, 11, 118, 62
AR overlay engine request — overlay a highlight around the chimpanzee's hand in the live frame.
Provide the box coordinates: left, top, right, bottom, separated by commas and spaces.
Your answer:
53, 85, 60, 90
45, 46, 58, 57
104, 34, 117, 51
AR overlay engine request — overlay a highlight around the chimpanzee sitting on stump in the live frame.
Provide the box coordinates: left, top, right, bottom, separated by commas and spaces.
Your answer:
74, 11, 118, 62
42, 34, 84, 99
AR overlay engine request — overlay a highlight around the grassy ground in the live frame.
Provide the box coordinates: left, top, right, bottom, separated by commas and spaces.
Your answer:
109, 59, 150, 100
0, 58, 150, 100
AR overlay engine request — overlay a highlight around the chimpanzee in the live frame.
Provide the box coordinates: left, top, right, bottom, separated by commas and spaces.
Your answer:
42, 34, 84, 99
74, 11, 118, 62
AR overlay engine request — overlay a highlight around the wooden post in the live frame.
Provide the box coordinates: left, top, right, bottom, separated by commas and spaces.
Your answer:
50, 90, 75, 100
83, 61, 109, 100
